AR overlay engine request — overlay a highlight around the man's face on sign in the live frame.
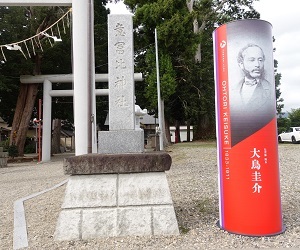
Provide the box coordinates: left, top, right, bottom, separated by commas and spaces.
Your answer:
239, 46, 265, 79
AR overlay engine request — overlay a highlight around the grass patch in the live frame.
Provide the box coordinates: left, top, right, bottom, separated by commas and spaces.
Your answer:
196, 198, 215, 214
179, 225, 190, 234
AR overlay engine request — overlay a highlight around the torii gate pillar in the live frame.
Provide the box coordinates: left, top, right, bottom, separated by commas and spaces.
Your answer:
72, 0, 97, 155
0, 0, 96, 155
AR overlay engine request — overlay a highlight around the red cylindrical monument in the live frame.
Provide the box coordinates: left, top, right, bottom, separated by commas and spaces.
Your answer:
213, 19, 285, 236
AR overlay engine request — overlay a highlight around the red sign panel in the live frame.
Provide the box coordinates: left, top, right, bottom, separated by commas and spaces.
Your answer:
213, 19, 284, 236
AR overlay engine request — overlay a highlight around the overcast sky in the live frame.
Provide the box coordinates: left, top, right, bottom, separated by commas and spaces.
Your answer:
253, 0, 300, 112
106, 1, 300, 112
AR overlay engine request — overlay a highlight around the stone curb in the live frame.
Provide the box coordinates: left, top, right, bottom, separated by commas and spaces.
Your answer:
13, 180, 68, 250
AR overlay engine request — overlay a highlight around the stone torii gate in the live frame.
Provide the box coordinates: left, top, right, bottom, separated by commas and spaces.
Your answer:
0, 0, 96, 156
20, 73, 143, 162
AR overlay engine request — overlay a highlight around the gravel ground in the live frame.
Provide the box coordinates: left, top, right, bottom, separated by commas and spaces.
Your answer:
1, 142, 300, 249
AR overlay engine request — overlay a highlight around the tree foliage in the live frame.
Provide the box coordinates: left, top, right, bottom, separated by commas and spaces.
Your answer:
0, 1, 109, 154
125, 0, 260, 140
274, 58, 284, 115
0, 6, 35, 125
278, 108, 300, 134
288, 108, 300, 127
277, 117, 290, 134
144, 49, 176, 108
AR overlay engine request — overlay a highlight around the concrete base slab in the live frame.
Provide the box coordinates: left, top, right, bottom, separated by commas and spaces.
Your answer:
54, 173, 179, 241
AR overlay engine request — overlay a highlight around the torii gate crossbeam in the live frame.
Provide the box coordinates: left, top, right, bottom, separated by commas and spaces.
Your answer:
0, 0, 96, 156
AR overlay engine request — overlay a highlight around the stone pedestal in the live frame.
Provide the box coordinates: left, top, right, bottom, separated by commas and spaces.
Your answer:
54, 153, 179, 241
0, 147, 8, 168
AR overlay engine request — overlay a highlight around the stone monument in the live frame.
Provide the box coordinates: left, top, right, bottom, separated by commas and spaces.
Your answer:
98, 14, 144, 154
54, 15, 179, 241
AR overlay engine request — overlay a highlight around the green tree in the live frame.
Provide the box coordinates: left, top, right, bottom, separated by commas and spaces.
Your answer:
0, 6, 35, 125
0, 6, 66, 155
288, 108, 300, 127
186, 0, 259, 63
0, 1, 109, 155
277, 117, 290, 134
273, 36, 284, 115
8, 144, 18, 158
144, 50, 176, 109
124, 0, 260, 141
274, 58, 284, 115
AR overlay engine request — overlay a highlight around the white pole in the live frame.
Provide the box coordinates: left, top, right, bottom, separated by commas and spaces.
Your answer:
87, 0, 96, 153
42, 80, 52, 162
155, 28, 164, 151
72, 0, 90, 155
89, 0, 97, 153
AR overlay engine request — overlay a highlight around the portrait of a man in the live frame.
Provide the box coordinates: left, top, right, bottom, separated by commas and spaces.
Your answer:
236, 44, 272, 111
230, 43, 275, 146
